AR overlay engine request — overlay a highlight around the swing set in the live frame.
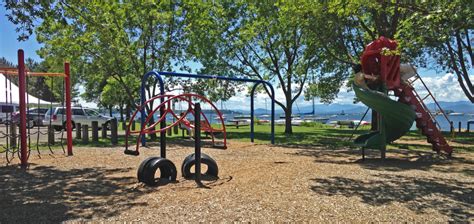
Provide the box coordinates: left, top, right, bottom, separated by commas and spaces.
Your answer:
0, 50, 73, 168
123, 70, 275, 157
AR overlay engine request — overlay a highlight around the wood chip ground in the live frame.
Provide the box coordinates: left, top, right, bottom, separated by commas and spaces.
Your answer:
0, 141, 472, 222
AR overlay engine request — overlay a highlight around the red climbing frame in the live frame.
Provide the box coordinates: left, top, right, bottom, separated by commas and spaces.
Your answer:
1, 50, 73, 168
124, 93, 227, 155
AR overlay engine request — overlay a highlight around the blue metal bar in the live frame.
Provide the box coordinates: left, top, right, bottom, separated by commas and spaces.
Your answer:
158, 71, 275, 144
158, 71, 272, 85
250, 82, 276, 144
250, 86, 255, 142
140, 71, 165, 157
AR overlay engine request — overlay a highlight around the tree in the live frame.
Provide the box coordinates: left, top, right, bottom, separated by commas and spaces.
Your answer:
99, 77, 131, 120
6, 1, 188, 138
397, 1, 474, 102
302, 1, 473, 104
184, 1, 327, 134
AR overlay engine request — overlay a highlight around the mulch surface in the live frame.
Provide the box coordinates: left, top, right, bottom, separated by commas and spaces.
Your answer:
0, 141, 472, 222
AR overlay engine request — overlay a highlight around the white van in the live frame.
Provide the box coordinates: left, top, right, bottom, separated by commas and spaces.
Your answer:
0, 103, 19, 124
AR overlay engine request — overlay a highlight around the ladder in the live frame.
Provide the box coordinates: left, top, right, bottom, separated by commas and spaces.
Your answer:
405, 66, 453, 132
396, 66, 453, 155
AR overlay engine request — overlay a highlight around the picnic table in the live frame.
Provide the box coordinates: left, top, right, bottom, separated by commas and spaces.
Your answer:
226, 119, 250, 129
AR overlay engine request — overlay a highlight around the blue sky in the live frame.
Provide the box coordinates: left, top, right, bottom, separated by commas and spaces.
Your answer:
1, 5, 471, 109
0, 6, 42, 63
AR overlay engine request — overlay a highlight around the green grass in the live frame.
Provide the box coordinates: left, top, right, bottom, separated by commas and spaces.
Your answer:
64, 121, 474, 153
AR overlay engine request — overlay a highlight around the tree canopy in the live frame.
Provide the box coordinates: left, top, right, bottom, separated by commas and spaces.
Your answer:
5, 0, 473, 135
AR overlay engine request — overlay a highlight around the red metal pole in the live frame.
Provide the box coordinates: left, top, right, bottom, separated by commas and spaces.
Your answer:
65, 62, 73, 156
18, 50, 28, 168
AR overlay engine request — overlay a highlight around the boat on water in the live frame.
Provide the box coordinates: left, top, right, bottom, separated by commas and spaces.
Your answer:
213, 115, 226, 121
274, 117, 330, 126
448, 112, 464, 116
303, 115, 329, 124
275, 118, 305, 126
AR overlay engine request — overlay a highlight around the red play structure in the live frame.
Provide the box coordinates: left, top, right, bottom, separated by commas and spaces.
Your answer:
124, 93, 227, 155
359, 37, 453, 155
0, 50, 73, 168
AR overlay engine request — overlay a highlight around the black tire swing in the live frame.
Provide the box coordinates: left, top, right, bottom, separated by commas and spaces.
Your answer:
181, 153, 218, 179
137, 156, 177, 186
136, 102, 219, 187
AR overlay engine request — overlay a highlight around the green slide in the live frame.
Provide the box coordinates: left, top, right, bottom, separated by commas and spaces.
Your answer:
352, 83, 416, 149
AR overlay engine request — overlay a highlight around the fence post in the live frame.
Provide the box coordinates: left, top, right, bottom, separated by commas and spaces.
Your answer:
10, 124, 17, 147
131, 120, 136, 131
450, 121, 454, 134
167, 127, 172, 136
468, 121, 472, 133
76, 123, 82, 139
82, 124, 89, 144
111, 119, 118, 145
458, 121, 462, 133
121, 120, 126, 131
48, 126, 55, 145
101, 123, 107, 138
173, 125, 178, 135
92, 121, 99, 143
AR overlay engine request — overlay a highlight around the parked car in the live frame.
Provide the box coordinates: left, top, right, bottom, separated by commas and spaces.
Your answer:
0, 103, 18, 124
12, 107, 49, 128
44, 107, 114, 131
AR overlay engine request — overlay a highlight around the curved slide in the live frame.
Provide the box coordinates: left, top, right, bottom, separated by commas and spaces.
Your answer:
352, 83, 416, 148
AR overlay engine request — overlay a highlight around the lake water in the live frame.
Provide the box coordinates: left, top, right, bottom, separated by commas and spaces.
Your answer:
116, 111, 474, 131
312, 113, 474, 131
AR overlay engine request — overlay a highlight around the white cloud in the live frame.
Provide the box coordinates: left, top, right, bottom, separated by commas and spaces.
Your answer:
413, 73, 473, 104
219, 73, 472, 110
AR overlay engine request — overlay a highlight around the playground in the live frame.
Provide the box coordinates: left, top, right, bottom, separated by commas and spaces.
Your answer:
0, 18, 473, 222
0, 138, 472, 222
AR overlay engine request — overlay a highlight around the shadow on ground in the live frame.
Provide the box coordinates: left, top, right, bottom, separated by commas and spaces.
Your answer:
291, 145, 474, 221
0, 165, 150, 222
310, 173, 473, 222
292, 144, 474, 177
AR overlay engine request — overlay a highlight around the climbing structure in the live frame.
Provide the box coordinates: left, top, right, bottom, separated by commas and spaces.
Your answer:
123, 93, 227, 156
354, 37, 453, 157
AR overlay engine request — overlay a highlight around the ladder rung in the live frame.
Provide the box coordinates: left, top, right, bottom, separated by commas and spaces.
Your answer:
408, 76, 420, 85
421, 94, 430, 101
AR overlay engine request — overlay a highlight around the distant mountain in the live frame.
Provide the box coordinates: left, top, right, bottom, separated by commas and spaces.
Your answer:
426, 101, 474, 113
232, 103, 366, 115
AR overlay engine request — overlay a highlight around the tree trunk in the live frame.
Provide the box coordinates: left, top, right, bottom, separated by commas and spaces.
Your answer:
148, 116, 157, 140
125, 103, 131, 120
119, 104, 124, 122
284, 99, 293, 134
